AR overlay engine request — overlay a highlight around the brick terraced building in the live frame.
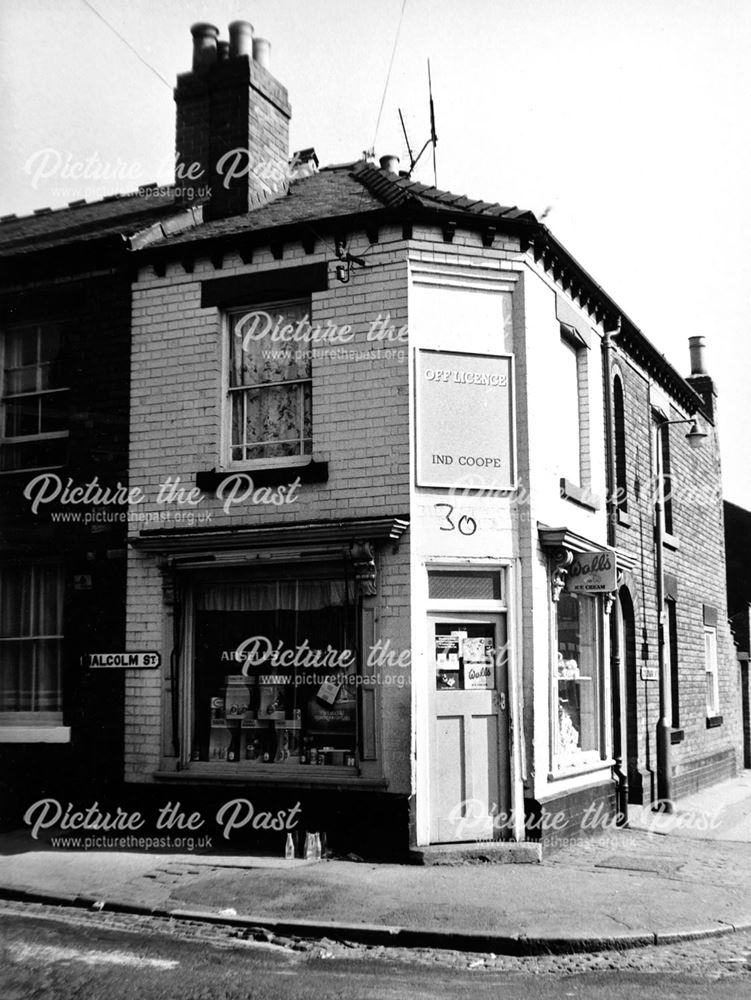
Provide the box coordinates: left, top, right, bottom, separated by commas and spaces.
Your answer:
0, 189, 189, 820
725, 500, 751, 769
1, 18, 740, 852
116, 20, 742, 855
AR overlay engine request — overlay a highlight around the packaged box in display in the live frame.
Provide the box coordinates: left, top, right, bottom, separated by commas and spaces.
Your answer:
224, 675, 252, 718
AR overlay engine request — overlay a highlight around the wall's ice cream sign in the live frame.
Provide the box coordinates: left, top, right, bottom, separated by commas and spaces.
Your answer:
415, 349, 515, 490
565, 551, 617, 593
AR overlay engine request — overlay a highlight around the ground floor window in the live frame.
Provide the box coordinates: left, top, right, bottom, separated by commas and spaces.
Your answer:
0, 562, 63, 718
190, 568, 358, 768
554, 591, 602, 767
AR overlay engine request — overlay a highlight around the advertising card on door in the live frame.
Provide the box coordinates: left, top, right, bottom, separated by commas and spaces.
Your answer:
461, 636, 495, 689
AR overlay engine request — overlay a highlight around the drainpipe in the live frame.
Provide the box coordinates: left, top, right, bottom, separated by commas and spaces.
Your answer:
602, 320, 629, 825
654, 421, 673, 812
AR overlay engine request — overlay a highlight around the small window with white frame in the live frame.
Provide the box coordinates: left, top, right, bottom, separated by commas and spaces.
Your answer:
1, 322, 69, 472
657, 420, 674, 535
557, 326, 590, 496
704, 624, 719, 718
226, 300, 312, 466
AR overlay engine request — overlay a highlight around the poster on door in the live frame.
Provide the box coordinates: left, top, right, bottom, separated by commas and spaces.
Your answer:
435, 630, 465, 689
435, 626, 496, 690
461, 636, 495, 689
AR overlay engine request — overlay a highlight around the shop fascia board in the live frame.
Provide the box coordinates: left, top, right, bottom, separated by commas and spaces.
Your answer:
537, 524, 612, 556
129, 515, 410, 559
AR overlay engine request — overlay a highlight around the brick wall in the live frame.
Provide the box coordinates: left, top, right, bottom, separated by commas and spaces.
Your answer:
610, 349, 741, 803
125, 231, 412, 785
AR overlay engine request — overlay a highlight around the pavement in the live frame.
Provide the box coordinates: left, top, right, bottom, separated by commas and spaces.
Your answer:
3, 772, 751, 955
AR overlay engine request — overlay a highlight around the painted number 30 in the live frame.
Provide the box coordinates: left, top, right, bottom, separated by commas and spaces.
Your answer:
435, 504, 477, 536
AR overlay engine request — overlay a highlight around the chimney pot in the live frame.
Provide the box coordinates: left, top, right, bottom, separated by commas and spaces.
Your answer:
190, 22, 220, 72
253, 37, 271, 69
688, 335, 707, 376
218, 40, 230, 61
229, 20, 254, 58
379, 154, 400, 173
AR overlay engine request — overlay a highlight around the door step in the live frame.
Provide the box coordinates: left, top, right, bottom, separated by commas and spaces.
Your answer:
410, 841, 542, 866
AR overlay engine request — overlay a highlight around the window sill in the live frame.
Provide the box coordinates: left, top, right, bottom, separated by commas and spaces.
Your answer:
154, 764, 387, 789
706, 715, 723, 729
670, 728, 685, 744
548, 757, 611, 781
0, 464, 66, 478
0, 725, 71, 743
196, 460, 328, 492
559, 479, 601, 512
663, 532, 680, 551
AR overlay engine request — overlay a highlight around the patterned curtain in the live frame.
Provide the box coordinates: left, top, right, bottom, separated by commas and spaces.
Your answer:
229, 302, 312, 459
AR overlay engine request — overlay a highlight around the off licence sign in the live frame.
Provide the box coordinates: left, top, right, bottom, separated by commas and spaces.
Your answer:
83, 652, 161, 669
565, 550, 617, 594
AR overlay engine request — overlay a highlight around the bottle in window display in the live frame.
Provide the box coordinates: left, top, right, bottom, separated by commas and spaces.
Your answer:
274, 718, 301, 763
226, 723, 241, 763
242, 717, 272, 761
209, 722, 233, 761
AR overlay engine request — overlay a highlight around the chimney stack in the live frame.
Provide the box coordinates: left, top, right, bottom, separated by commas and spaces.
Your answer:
175, 20, 291, 220
686, 335, 716, 420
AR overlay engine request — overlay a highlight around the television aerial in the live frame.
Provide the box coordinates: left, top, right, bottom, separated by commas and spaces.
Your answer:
398, 59, 438, 185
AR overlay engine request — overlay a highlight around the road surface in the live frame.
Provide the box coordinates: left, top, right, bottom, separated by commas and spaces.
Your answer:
1, 899, 750, 998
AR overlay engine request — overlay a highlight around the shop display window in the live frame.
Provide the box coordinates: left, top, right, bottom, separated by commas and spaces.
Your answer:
191, 571, 358, 768
554, 591, 601, 765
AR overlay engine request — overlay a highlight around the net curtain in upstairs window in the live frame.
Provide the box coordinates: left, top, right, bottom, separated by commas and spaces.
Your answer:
0, 564, 63, 713
228, 301, 312, 462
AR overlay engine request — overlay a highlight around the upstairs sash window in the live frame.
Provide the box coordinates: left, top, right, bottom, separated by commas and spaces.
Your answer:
227, 301, 312, 464
1, 322, 69, 471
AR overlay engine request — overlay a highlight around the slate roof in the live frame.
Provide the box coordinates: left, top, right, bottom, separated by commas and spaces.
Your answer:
351, 162, 536, 223
0, 161, 537, 256
140, 161, 538, 249
140, 164, 386, 248
0, 189, 180, 256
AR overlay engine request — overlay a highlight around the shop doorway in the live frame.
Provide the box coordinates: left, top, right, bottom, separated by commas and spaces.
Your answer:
427, 612, 510, 843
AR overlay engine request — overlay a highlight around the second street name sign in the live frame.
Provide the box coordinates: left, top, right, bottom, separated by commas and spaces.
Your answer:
415, 349, 515, 490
